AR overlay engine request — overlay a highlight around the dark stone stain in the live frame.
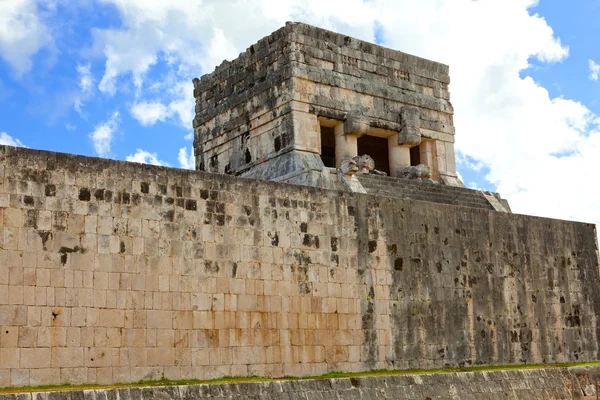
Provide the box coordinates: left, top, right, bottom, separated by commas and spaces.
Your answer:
387, 244, 397, 256
24, 210, 37, 228
185, 200, 197, 211
200, 190, 209, 200
37, 231, 52, 251
140, 182, 149, 194
204, 261, 219, 274
122, 192, 130, 204
302, 234, 320, 248
231, 263, 238, 278
274, 136, 282, 152
23, 195, 34, 206
94, 189, 105, 201
163, 210, 175, 222
436, 261, 443, 273
394, 258, 403, 271
78, 188, 91, 201
215, 215, 225, 226
158, 185, 167, 195
45, 184, 56, 197
104, 190, 113, 202
368, 240, 377, 253
270, 232, 279, 246
165, 197, 174, 205
300, 222, 308, 233
120, 241, 126, 254
330, 237, 338, 252
175, 186, 183, 197
298, 282, 311, 295
176, 198, 185, 208
244, 149, 252, 164
59, 246, 82, 266
210, 155, 218, 169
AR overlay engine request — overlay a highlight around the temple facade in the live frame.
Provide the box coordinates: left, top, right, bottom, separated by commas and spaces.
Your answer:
193, 22, 461, 188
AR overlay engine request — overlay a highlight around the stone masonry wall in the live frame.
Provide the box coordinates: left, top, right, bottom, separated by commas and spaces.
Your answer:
5, 366, 600, 399
1, 145, 599, 388
193, 22, 456, 181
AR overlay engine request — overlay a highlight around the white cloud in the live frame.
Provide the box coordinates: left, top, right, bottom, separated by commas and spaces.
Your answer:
74, 63, 94, 116
589, 59, 600, 81
129, 80, 194, 128
0, 0, 51, 76
65, 123, 76, 131
178, 146, 195, 170
92, 0, 600, 228
89, 111, 119, 157
130, 101, 170, 126
0, 132, 25, 147
126, 149, 168, 166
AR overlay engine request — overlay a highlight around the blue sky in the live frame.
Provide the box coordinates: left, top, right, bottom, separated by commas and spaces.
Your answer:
1, 0, 600, 227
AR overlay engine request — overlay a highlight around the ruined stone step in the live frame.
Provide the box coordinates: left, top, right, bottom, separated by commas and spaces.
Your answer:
362, 184, 495, 210
360, 179, 493, 201
367, 189, 494, 210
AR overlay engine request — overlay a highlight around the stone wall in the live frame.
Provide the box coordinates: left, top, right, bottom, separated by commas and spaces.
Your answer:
193, 22, 457, 183
1, 145, 599, 388
4, 366, 600, 399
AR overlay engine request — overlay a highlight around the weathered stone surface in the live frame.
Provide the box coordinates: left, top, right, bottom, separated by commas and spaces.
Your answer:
3, 366, 600, 399
0, 145, 598, 388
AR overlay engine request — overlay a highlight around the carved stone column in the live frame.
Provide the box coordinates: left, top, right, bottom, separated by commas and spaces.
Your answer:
334, 111, 369, 167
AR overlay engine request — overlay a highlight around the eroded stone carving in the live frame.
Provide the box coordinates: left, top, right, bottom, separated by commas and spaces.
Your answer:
398, 106, 421, 147
340, 155, 387, 176
340, 158, 359, 175
343, 111, 369, 137
398, 164, 436, 183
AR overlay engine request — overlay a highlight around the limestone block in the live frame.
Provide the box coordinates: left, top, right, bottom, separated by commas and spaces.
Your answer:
397, 106, 421, 147
0, 348, 20, 368
20, 347, 51, 368
0, 305, 27, 326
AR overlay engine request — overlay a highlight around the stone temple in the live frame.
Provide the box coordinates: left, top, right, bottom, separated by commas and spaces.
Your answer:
0, 22, 599, 398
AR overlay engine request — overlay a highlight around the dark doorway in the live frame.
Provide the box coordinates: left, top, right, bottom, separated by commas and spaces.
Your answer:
410, 145, 421, 166
357, 135, 390, 175
320, 126, 336, 168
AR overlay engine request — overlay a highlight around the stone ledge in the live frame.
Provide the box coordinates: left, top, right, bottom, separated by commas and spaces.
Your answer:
2, 366, 600, 399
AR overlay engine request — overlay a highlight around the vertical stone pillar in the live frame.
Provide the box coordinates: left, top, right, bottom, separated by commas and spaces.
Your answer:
388, 134, 411, 177
334, 111, 369, 168
334, 123, 357, 167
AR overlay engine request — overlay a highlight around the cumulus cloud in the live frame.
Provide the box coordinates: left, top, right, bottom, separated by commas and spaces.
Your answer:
178, 146, 195, 169
92, 0, 600, 227
0, 0, 51, 76
126, 149, 168, 166
89, 111, 119, 157
0, 132, 25, 147
589, 59, 600, 81
129, 80, 194, 128
130, 101, 170, 126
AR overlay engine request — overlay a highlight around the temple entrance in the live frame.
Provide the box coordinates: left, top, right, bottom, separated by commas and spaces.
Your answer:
410, 145, 421, 166
320, 126, 336, 168
357, 135, 390, 175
